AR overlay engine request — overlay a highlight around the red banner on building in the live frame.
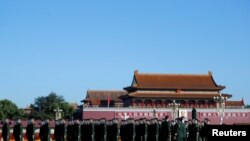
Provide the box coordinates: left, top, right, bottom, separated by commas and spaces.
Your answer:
199, 112, 249, 118
115, 112, 169, 119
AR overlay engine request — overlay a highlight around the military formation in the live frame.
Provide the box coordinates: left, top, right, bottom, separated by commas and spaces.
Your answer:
0, 116, 210, 141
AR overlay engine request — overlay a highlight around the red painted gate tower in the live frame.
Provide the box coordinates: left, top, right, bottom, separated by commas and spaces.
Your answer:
81, 70, 250, 124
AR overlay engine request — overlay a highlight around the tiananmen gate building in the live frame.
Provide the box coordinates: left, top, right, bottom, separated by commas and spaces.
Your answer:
81, 70, 250, 124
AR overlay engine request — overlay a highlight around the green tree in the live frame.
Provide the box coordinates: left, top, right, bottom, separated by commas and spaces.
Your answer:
245, 105, 250, 108
0, 99, 24, 120
30, 92, 74, 120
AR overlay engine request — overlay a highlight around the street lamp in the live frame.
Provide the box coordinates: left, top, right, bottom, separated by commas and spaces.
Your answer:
54, 107, 63, 120
213, 93, 227, 125
168, 100, 180, 119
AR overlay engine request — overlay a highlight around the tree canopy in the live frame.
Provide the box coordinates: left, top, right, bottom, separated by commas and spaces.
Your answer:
30, 92, 74, 120
0, 99, 24, 120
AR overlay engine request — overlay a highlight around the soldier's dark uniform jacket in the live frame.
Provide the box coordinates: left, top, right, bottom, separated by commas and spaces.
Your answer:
135, 120, 141, 141
26, 121, 35, 141
72, 121, 80, 141
94, 119, 106, 141
13, 122, 23, 141
127, 119, 135, 141
55, 121, 65, 141
54, 122, 59, 141
159, 119, 170, 141
40, 121, 51, 141
119, 120, 126, 141
171, 121, 178, 141
147, 119, 159, 141
107, 119, 118, 141
39, 123, 45, 141
135, 119, 147, 141
81, 120, 94, 141
202, 121, 209, 141
188, 121, 199, 141
141, 119, 148, 141
2, 121, 10, 141
119, 119, 134, 141
66, 122, 73, 141
59, 121, 66, 141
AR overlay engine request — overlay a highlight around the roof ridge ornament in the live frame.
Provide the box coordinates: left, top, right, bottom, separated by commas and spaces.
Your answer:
208, 71, 212, 76
134, 69, 139, 74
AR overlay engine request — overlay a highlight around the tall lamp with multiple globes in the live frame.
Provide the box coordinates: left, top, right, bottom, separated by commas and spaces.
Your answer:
168, 100, 180, 119
213, 93, 227, 125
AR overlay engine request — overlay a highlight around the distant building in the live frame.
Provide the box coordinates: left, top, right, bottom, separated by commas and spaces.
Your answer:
83, 70, 244, 109
81, 70, 249, 124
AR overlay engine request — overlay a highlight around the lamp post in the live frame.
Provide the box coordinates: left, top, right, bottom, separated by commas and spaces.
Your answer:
168, 100, 180, 120
213, 93, 227, 125
153, 108, 156, 118
54, 107, 63, 120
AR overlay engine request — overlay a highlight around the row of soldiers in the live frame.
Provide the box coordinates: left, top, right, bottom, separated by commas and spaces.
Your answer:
1, 116, 210, 141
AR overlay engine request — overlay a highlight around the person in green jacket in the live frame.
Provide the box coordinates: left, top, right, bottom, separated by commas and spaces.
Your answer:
176, 118, 187, 141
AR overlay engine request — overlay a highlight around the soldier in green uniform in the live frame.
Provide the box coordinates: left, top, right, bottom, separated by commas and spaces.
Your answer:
26, 119, 35, 141
176, 118, 187, 141
13, 119, 23, 141
2, 119, 10, 141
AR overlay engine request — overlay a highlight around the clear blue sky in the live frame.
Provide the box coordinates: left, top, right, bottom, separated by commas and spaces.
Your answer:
0, 0, 249, 108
